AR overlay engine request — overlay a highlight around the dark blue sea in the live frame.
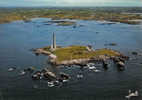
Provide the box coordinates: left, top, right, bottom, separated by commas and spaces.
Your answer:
0, 18, 142, 100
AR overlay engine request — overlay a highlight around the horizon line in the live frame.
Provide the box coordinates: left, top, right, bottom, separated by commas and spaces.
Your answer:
0, 6, 142, 8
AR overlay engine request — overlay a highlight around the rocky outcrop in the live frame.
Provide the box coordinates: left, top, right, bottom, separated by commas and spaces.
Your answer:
54, 55, 117, 66
32, 47, 129, 67
32, 48, 51, 55
56, 58, 90, 66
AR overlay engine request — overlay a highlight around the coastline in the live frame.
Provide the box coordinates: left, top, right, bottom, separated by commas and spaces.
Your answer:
0, 8, 142, 25
33, 46, 129, 66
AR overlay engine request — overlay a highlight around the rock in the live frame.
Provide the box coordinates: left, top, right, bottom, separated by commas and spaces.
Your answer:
58, 78, 63, 82
113, 57, 120, 63
116, 61, 125, 70
33, 48, 51, 56
98, 55, 109, 61
109, 43, 117, 46
49, 54, 57, 63
102, 60, 108, 70
119, 58, 125, 63
32, 71, 42, 80
49, 54, 57, 59
43, 70, 57, 81
113, 57, 126, 64
57, 73, 70, 83
132, 51, 138, 55
117, 61, 125, 67
100, 21, 116, 25
73, 25, 77, 28
44, 23, 52, 25
104, 43, 117, 46
121, 55, 129, 60
59, 58, 90, 65
78, 24, 85, 27
41, 68, 47, 73
59, 73, 70, 80
96, 32, 99, 34
24, 67, 35, 73
86, 45, 94, 51
46, 20, 76, 26
76, 63, 86, 67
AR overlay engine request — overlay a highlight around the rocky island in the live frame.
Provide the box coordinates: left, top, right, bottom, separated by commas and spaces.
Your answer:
0, 8, 142, 25
33, 33, 129, 67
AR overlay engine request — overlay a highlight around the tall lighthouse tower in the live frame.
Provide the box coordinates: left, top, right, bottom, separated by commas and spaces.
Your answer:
51, 32, 56, 50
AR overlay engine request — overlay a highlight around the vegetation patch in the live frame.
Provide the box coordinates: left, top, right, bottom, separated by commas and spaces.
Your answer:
42, 45, 121, 63
0, 8, 142, 25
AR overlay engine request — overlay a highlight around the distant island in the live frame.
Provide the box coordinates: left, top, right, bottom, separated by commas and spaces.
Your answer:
0, 7, 142, 25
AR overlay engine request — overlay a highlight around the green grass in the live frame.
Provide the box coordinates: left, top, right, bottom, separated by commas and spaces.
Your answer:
42, 45, 121, 62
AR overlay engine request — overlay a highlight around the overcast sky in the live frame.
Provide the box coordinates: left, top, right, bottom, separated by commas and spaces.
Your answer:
0, 0, 142, 7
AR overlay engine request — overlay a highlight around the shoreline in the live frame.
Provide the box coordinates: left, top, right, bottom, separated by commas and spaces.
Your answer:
0, 16, 141, 25
0, 8, 142, 25
33, 46, 129, 66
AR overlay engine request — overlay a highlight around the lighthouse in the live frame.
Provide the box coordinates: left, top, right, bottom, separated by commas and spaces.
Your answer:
51, 32, 56, 50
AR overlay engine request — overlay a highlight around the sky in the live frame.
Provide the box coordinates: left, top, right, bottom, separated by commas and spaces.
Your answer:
0, 0, 142, 7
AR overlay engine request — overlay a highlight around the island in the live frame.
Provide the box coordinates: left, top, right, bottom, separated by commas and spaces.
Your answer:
45, 20, 76, 26
0, 7, 142, 25
33, 33, 129, 67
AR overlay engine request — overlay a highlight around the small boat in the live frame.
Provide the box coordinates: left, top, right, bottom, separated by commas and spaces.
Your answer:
53, 81, 60, 86
77, 74, 83, 78
62, 79, 69, 83
125, 90, 139, 99
93, 69, 101, 73
88, 66, 96, 70
8, 67, 16, 72
19, 71, 26, 75
48, 81, 54, 87
87, 63, 97, 70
